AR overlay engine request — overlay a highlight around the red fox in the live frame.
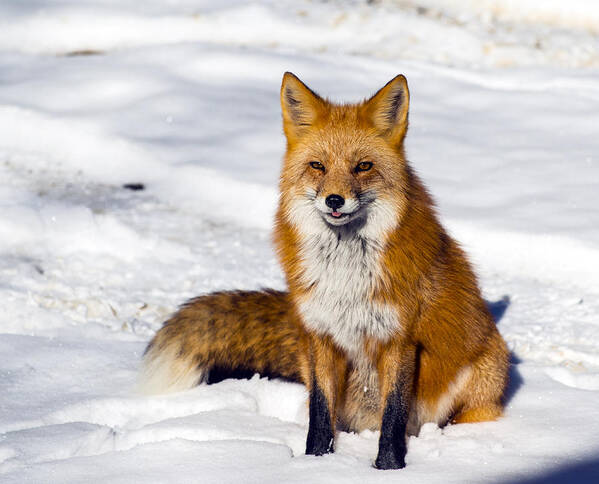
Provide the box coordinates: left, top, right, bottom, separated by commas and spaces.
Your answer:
140, 73, 510, 469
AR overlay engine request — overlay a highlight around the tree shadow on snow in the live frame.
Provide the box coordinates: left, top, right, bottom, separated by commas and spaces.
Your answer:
486, 295, 523, 406
500, 456, 599, 484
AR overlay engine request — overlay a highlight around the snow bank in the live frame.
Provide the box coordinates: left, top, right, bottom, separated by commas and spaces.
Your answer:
418, 0, 599, 32
1, 0, 598, 68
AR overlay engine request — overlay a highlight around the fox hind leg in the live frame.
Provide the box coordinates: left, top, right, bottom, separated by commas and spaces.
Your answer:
452, 404, 503, 424
451, 335, 509, 425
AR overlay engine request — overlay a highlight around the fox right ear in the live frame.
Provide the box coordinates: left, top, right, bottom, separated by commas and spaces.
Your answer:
280, 72, 326, 143
362, 75, 410, 147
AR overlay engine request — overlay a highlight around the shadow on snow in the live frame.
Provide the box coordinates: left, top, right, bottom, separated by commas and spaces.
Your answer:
486, 295, 523, 406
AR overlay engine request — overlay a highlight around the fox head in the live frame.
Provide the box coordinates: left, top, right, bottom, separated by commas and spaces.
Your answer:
278, 72, 410, 239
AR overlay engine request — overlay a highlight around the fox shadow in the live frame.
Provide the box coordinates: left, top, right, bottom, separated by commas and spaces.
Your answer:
486, 295, 523, 405
501, 455, 599, 484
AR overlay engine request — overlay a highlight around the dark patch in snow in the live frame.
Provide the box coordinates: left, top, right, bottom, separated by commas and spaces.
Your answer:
123, 183, 145, 191
63, 50, 105, 57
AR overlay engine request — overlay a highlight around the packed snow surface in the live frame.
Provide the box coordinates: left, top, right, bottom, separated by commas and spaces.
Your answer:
1, 1, 599, 483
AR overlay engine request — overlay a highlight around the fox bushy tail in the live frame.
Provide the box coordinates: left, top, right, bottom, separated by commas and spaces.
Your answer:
138, 290, 304, 394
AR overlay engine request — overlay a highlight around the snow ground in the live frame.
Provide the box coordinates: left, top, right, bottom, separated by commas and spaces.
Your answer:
1, 1, 598, 483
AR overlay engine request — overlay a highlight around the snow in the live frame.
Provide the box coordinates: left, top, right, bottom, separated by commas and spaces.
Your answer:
418, 0, 599, 31
2, 0, 599, 68
1, 0, 599, 482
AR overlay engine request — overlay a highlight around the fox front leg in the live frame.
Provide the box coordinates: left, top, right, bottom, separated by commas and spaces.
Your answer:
375, 342, 416, 469
306, 375, 334, 455
305, 335, 346, 456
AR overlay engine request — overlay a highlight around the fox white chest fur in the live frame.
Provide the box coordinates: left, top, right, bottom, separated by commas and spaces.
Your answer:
296, 224, 400, 357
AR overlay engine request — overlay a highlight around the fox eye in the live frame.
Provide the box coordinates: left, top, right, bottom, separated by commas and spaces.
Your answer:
355, 161, 373, 172
309, 161, 325, 171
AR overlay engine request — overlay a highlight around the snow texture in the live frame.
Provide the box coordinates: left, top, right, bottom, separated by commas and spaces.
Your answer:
1, 1, 598, 483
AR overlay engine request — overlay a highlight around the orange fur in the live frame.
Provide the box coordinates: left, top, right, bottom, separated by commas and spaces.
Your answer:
273, 72, 509, 434
140, 73, 510, 468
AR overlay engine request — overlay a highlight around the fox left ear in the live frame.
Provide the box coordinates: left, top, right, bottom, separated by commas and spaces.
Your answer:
280, 72, 327, 144
362, 75, 410, 146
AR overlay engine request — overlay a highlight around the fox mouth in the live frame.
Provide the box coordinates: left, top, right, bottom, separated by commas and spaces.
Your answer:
321, 208, 362, 226
304, 191, 374, 228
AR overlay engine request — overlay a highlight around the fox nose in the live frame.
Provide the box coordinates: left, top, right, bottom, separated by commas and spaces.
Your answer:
325, 194, 345, 210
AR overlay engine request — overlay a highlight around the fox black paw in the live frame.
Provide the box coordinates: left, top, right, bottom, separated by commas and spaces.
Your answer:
305, 432, 334, 456
306, 380, 334, 456
374, 446, 406, 470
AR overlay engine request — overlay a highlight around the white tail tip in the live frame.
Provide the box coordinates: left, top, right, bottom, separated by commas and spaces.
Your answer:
137, 346, 206, 395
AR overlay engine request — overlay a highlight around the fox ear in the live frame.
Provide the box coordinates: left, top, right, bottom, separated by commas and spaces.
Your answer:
280, 72, 327, 143
362, 75, 410, 146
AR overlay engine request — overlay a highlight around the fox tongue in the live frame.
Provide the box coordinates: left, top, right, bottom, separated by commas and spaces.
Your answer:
331, 211, 342, 217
